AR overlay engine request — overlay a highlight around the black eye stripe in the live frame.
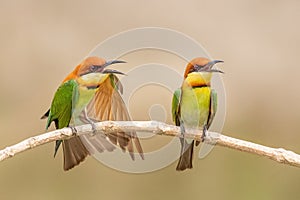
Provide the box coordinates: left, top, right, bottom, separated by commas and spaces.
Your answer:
79, 65, 102, 76
189, 65, 201, 73
90, 65, 99, 71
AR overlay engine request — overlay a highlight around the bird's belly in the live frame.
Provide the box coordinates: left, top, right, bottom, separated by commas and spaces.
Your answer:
180, 87, 210, 129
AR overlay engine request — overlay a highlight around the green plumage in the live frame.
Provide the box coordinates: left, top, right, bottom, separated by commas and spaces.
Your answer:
172, 87, 216, 128
44, 79, 79, 157
172, 88, 181, 126
172, 83, 217, 170
46, 80, 78, 129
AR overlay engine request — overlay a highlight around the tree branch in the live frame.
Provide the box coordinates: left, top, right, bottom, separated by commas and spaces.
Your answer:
0, 121, 300, 168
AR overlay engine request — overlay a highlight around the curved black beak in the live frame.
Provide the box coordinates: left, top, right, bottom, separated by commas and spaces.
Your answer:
103, 69, 126, 75
102, 60, 126, 68
201, 60, 224, 73
101, 60, 126, 75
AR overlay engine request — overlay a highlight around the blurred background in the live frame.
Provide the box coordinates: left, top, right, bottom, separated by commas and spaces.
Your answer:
1, 0, 300, 199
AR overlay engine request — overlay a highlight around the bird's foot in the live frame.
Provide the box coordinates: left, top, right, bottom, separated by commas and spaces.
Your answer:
90, 121, 97, 135
69, 126, 77, 135
81, 107, 97, 135
201, 125, 208, 142
180, 120, 185, 135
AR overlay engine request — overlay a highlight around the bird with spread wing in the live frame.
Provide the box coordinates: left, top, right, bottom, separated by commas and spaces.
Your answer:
42, 56, 144, 171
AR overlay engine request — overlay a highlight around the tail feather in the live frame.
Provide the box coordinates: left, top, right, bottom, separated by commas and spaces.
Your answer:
176, 139, 194, 171
79, 134, 116, 154
62, 137, 90, 171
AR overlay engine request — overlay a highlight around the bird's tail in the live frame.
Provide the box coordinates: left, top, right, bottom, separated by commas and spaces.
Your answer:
62, 136, 90, 171
176, 139, 194, 171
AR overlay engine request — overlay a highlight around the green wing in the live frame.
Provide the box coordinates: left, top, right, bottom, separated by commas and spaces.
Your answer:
44, 79, 78, 157
207, 89, 217, 129
172, 88, 181, 126
46, 79, 78, 129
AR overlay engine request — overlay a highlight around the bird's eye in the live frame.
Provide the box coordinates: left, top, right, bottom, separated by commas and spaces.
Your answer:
90, 65, 97, 71
194, 65, 202, 72
189, 65, 198, 73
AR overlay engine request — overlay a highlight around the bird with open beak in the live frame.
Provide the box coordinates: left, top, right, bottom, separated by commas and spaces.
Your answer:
42, 56, 144, 171
172, 57, 223, 171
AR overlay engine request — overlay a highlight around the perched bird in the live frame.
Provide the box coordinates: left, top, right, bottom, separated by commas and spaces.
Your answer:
172, 57, 223, 171
41, 56, 144, 171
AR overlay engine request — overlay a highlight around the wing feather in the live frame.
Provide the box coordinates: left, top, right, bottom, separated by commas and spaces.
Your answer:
85, 74, 144, 159
46, 80, 77, 129
207, 89, 217, 129
43, 80, 90, 170
172, 88, 181, 126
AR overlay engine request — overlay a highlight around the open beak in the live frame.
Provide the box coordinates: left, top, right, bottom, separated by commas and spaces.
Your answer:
102, 68, 126, 75
101, 60, 126, 75
201, 60, 224, 73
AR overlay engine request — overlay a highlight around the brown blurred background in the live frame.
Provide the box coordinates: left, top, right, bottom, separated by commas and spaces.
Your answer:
1, 0, 300, 199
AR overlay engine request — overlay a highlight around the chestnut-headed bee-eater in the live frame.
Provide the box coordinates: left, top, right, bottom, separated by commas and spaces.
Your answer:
41, 56, 144, 171
172, 57, 223, 171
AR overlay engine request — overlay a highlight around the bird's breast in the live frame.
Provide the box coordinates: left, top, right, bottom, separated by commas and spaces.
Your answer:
71, 85, 97, 119
180, 87, 211, 128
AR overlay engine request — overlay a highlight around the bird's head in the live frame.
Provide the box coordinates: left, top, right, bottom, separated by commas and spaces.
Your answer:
183, 57, 223, 86
64, 56, 126, 86
184, 57, 223, 78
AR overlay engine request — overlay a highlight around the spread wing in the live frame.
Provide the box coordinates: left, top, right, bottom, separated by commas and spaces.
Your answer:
85, 74, 144, 160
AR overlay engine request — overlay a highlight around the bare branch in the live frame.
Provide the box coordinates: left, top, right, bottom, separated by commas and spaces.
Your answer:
0, 121, 300, 168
